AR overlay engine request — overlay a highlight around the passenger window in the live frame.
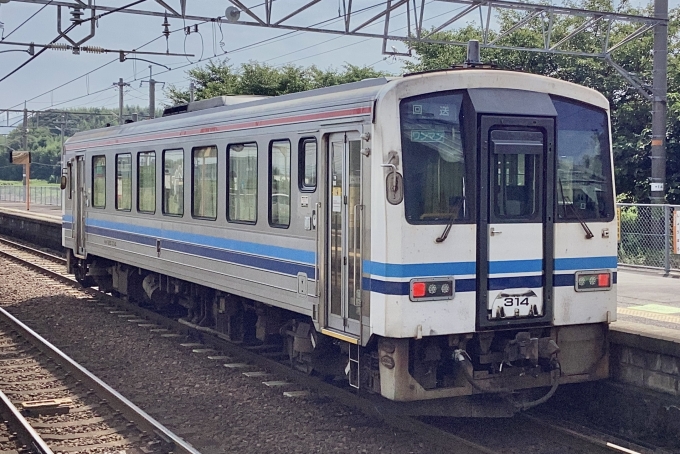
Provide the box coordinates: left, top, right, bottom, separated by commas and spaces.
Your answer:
192, 146, 218, 220
163, 149, 184, 216
299, 138, 317, 191
228, 143, 257, 223
269, 140, 291, 228
138, 151, 156, 213
92, 155, 106, 208
116, 153, 132, 211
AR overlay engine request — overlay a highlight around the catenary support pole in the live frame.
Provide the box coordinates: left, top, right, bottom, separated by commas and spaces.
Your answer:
650, 0, 668, 204
114, 78, 129, 125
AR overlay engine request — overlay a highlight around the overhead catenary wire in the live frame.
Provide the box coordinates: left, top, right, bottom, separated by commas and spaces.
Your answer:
0, 0, 150, 84
7, 0, 399, 112
1, 0, 55, 42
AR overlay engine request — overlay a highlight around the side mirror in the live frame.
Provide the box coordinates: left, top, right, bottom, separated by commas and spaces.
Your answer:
60, 175, 68, 190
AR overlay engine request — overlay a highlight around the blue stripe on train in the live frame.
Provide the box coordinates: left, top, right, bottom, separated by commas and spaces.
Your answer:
73, 218, 618, 293
87, 225, 316, 277
363, 273, 617, 296
84, 218, 315, 265
363, 256, 617, 278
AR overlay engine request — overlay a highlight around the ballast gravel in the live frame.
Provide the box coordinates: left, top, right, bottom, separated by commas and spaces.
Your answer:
0, 258, 451, 454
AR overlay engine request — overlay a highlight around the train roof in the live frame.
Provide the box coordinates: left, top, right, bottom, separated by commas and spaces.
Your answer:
64, 70, 608, 151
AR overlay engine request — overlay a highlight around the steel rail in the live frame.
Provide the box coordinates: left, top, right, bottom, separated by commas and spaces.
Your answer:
0, 305, 202, 454
0, 235, 653, 454
0, 237, 497, 454
0, 388, 53, 454
0, 240, 201, 454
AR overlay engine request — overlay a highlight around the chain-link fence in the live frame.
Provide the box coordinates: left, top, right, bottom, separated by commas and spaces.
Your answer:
617, 203, 680, 273
0, 186, 61, 206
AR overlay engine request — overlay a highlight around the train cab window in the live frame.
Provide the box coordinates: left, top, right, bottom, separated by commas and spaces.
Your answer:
92, 155, 106, 208
115, 153, 132, 211
493, 146, 540, 219
163, 149, 184, 216
228, 143, 258, 224
552, 97, 614, 222
192, 146, 218, 220
400, 92, 468, 224
138, 151, 156, 213
269, 140, 291, 228
299, 138, 317, 192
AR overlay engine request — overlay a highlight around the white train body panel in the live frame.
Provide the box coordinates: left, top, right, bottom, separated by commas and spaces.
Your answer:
62, 69, 617, 403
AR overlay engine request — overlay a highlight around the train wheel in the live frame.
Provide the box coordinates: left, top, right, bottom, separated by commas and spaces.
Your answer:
74, 265, 95, 288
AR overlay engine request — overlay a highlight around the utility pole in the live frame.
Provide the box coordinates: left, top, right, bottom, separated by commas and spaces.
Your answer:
113, 78, 130, 125
22, 102, 29, 211
21, 102, 27, 150
650, 0, 668, 204
141, 66, 164, 119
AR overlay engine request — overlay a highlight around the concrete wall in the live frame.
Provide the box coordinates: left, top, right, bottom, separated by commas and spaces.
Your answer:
610, 321, 680, 395
0, 208, 61, 251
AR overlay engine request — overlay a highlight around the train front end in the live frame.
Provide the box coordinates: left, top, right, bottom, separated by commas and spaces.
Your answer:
368, 70, 617, 405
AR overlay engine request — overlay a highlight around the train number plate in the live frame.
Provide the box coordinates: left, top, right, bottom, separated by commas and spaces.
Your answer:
489, 288, 543, 319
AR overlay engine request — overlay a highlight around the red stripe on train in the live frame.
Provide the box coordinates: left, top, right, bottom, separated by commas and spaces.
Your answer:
64, 106, 372, 151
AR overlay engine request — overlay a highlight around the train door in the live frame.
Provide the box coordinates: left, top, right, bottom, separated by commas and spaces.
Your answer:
477, 116, 555, 328
73, 155, 86, 257
326, 132, 362, 338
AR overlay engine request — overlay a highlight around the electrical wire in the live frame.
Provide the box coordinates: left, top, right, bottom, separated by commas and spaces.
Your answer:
0, 0, 149, 84
8, 0, 406, 111
1, 0, 55, 42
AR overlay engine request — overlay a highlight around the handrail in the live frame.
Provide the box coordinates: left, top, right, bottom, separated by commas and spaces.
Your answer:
352, 203, 363, 308
314, 201, 321, 297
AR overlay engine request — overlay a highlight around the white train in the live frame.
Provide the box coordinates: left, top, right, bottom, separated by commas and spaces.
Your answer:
61, 66, 617, 411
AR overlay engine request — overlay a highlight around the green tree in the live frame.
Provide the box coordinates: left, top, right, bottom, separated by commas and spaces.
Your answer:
165, 60, 390, 104
404, 2, 680, 203
0, 107, 143, 182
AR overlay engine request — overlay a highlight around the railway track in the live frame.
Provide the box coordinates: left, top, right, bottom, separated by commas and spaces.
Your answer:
0, 235, 658, 454
0, 238, 201, 454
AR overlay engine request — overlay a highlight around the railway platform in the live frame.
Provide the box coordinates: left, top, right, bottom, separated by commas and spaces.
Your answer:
0, 202, 60, 249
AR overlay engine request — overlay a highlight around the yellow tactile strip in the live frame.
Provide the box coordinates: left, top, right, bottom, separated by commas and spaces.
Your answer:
618, 307, 680, 325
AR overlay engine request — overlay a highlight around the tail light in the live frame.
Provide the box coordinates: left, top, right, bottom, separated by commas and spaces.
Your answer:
574, 270, 613, 292
409, 278, 454, 301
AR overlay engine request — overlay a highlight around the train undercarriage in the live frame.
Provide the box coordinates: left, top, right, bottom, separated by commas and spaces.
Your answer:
70, 252, 609, 415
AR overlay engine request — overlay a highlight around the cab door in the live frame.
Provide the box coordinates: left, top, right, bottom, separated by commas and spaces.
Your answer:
326, 132, 362, 337
477, 116, 555, 328
73, 155, 86, 257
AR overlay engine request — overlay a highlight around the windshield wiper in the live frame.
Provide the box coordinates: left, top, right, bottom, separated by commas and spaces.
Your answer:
436, 210, 458, 243
436, 180, 466, 243
559, 178, 594, 239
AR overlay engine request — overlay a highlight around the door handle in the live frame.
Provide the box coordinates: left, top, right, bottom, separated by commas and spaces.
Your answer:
490, 227, 502, 236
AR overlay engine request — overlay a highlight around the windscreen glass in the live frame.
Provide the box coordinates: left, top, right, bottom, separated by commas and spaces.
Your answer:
400, 92, 467, 224
553, 97, 614, 222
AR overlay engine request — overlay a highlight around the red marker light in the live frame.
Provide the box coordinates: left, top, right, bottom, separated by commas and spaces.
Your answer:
412, 282, 426, 298
598, 273, 610, 287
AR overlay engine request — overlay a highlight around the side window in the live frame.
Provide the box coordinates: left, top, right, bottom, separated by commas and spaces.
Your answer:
192, 145, 218, 220
299, 138, 317, 191
92, 155, 106, 208
228, 143, 257, 223
138, 151, 156, 213
163, 149, 184, 216
116, 153, 132, 211
269, 140, 291, 228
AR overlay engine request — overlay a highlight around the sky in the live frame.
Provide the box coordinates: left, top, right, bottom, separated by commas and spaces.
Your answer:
0, 0, 673, 132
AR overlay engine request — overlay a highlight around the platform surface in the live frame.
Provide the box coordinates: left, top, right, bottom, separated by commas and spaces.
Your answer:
0, 201, 61, 222
615, 268, 680, 335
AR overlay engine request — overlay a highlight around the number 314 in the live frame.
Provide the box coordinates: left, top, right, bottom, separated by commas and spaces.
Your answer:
504, 297, 529, 306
